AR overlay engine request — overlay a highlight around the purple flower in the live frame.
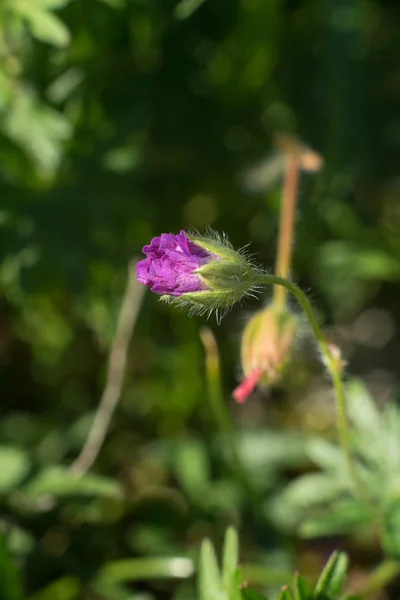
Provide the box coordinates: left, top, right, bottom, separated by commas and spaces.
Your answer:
137, 229, 260, 320
137, 230, 215, 296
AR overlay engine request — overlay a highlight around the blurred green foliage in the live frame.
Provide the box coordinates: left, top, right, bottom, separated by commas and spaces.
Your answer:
0, 0, 399, 599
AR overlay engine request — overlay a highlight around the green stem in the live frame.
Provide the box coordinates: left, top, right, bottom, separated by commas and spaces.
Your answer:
199, 327, 254, 500
358, 559, 400, 597
255, 274, 374, 512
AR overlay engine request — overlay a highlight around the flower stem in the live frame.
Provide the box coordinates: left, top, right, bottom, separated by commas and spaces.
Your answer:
199, 327, 254, 499
273, 156, 300, 309
256, 273, 375, 513
358, 560, 400, 597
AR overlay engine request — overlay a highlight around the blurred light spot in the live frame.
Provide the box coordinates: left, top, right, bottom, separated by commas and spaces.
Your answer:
184, 194, 218, 227
224, 126, 249, 152
241, 155, 285, 192
47, 68, 84, 103
168, 557, 195, 577
103, 145, 141, 173
352, 308, 395, 348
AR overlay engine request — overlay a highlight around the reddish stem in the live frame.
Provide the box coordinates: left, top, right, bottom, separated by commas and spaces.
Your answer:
274, 155, 300, 308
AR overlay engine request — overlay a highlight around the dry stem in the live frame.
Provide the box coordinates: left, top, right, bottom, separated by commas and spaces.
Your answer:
70, 260, 145, 476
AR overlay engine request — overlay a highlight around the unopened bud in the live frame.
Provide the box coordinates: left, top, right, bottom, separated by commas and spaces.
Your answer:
233, 305, 298, 403
137, 229, 260, 320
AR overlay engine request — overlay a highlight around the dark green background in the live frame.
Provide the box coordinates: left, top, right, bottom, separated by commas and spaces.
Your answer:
0, 0, 399, 598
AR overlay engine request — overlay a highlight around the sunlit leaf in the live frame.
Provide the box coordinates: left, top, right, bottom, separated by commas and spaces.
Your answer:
13, 2, 71, 47
0, 447, 30, 493
22, 467, 122, 500
198, 538, 223, 600
279, 586, 295, 600
314, 551, 348, 600
300, 501, 370, 538
174, 439, 210, 498
97, 557, 194, 583
293, 572, 312, 600
222, 527, 239, 592
5, 88, 71, 176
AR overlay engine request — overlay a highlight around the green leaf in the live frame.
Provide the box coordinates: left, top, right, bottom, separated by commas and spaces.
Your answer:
345, 380, 380, 436
306, 439, 343, 473
300, 501, 370, 538
97, 557, 194, 584
0, 533, 23, 600
14, 2, 70, 47
222, 527, 239, 592
198, 538, 223, 600
231, 567, 246, 600
90, 581, 149, 600
34, 0, 70, 8
5, 88, 72, 177
382, 499, 400, 559
314, 551, 349, 600
0, 447, 30, 493
279, 586, 295, 600
174, 439, 210, 498
28, 576, 81, 600
241, 565, 292, 587
22, 467, 122, 500
293, 572, 313, 600
318, 242, 400, 282
279, 473, 343, 508
240, 430, 309, 469
242, 589, 269, 600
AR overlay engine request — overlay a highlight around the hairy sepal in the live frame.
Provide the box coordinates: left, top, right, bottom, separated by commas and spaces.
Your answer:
197, 259, 258, 292
161, 286, 259, 322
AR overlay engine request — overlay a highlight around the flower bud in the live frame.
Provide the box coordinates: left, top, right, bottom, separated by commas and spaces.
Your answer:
233, 305, 298, 403
137, 230, 260, 319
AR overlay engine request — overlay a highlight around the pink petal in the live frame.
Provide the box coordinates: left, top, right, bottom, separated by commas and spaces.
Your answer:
232, 369, 263, 403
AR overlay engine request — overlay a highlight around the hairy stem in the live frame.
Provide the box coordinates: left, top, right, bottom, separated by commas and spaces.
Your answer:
256, 273, 375, 514
273, 156, 300, 308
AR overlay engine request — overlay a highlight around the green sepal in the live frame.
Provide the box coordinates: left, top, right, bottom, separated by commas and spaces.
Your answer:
198, 259, 257, 292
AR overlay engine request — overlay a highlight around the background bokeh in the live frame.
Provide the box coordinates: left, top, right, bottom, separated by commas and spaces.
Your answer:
0, 0, 399, 598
